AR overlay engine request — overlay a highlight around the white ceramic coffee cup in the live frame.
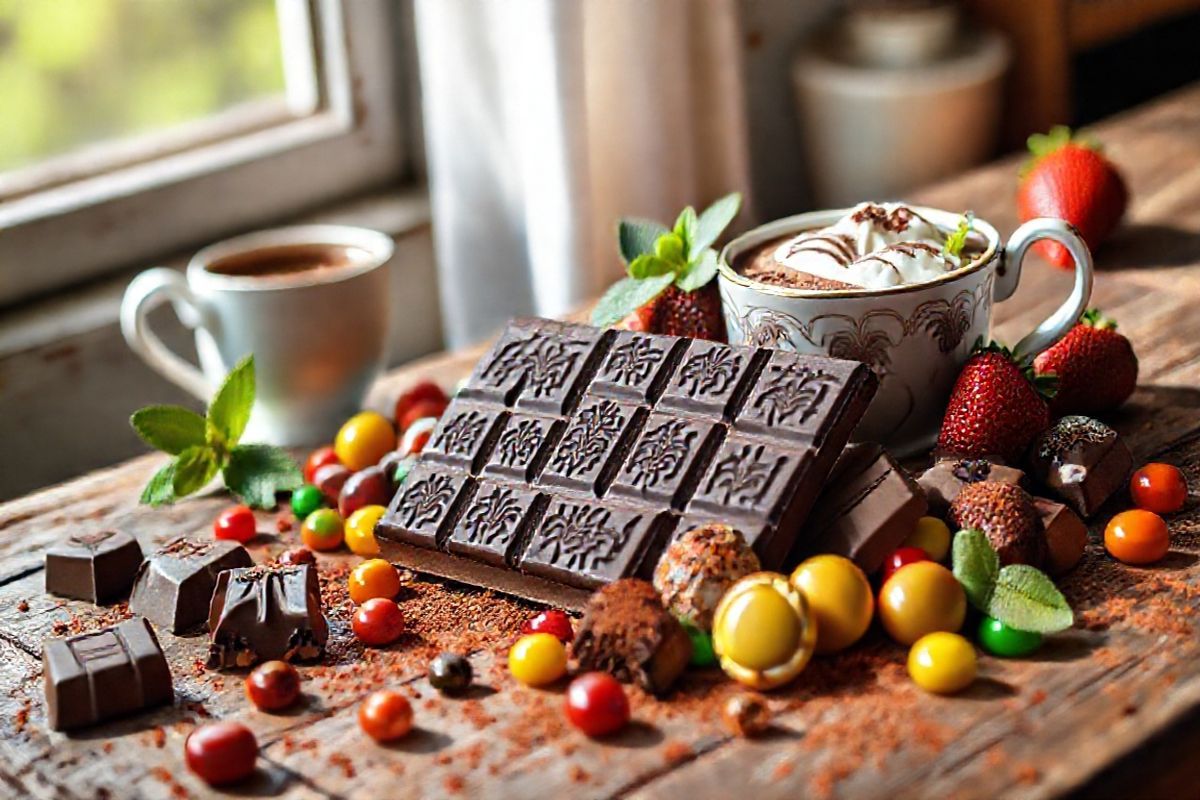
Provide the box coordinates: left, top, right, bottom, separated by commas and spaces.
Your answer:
717, 208, 1093, 455
120, 225, 394, 446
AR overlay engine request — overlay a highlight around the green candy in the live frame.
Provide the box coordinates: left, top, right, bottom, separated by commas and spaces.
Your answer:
682, 622, 716, 667
304, 508, 342, 536
978, 615, 1042, 658
291, 484, 325, 518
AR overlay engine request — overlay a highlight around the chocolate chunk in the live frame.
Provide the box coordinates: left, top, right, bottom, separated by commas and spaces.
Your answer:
1027, 416, 1133, 518
206, 564, 328, 668
45, 530, 143, 604
801, 447, 928, 574
43, 617, 173, 731
1033, 497, 1088, 575
918, 456, 1026, 516
447, 482, 546, 566
591, 331, 686, 404
129, 537, 252, 633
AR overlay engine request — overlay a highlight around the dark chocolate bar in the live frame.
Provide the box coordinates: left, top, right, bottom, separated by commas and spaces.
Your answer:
45, 530, 143, 604
376, 318, 878, 606
43, 617, 173, 731
206, 564, 327, 668
1027, 416, 1132, 518
129, 537, 253, 633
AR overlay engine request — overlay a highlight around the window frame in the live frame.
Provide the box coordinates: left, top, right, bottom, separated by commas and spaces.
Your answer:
0, 0, 413, 306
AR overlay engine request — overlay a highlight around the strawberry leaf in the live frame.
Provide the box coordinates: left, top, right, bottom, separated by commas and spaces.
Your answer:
691, 192, 742, 259
618, 218, 670, 265
591, 274, 675, 327
987, 564, 1074, 633
1022, 126, 1102, 177
675, 248, 719, 292
1081, 308, 1117, 330
952, 528, 999, 610
628, 254, 676, 279
673, 206, 698, 255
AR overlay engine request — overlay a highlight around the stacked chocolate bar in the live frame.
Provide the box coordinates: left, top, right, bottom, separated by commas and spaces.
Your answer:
376, 319, 878, 607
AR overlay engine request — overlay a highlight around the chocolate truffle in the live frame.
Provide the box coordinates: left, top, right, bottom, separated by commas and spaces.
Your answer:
653, 523, 760, 631
571, 578, 692, 695
1033, 497, 1088, 575
206, 564, 328, 668
918, 457, 1026, 516
45, 529, 143, 604
129, 537, 253, 633
1027, 416, 1132, 518
949, 481, 1044, 566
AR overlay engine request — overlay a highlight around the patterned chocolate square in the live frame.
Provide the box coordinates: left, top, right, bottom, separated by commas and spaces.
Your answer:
608, 413, 722, 509
447, 483, 546, 567
589, 331, 685, 404
687, 435, 815, 524
518, 499, 667, 589
735, 351, 867, 445
537, 399, 643, 497
380, 463, 475, 550
481, 412, 563, 483
422, 400, 506, 473
658, 339, 760, 420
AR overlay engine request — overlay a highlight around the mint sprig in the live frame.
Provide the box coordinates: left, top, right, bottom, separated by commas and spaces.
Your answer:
131, 355, 302, 509
952, 528, 1074, 634
592, 192, 741, 327
942, 212, 974, 258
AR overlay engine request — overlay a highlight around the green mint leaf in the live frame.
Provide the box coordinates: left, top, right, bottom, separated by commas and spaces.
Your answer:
223, 444, 303, 510
171, 446, 220, 498
692, 192, 742, 259
988, 564, 1075, 634
952, 528, 999, 610
942, 212, 975, 258
591, 274, 675, 327
207, 354, 255, 448
618, 218, 670, 265
628, 254, 676, 280
654, 232, 686, 266
140, 461, 179, 506
673, 206, 698, 255
130, 405, 207, 455
675, 248, 719, 292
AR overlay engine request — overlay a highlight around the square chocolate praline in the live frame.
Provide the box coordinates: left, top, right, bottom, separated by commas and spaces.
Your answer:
45, 529, 143, 604
378, 463, 475, 550
687, 435, 815, 525
658, 339, 760, 420
589, 331, 686, 405
734, 351, 868, 446
422, 400, 506, 474
128, 537, 253, 633
537, 398, 643, 497
447, 483, 547, 567
482, 412, 563, 484
608, 413, 723, 509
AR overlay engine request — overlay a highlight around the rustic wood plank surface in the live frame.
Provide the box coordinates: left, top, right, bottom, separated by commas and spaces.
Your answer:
3, 84, 1200, 800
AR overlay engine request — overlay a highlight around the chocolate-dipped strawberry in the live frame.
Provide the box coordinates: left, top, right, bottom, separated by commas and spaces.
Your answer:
949, 482, 1044, 566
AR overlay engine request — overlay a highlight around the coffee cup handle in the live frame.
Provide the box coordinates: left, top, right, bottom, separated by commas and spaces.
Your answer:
996, 218, 1094, 363
120, 268, 213, 401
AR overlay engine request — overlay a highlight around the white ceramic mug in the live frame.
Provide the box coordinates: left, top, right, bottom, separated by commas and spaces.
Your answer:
718, 208, 1093, 455
120, 225, 395, 446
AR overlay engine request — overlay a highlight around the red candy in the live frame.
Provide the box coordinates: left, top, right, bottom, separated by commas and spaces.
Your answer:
521, 609, 575, 643
353, 597, 406, 646
214, 505, 257, 544
304, 446, 340, 483
398, 398, 449, 433
339, 466, 393, 519
279, 547, 315, 566
1130, 463, 1188, 514
185, 721, 258, 786
394, 381, 449, 430
245, 660, 301, 711
565, 672, 630, 737
881, 546, 930, 584
313, 463, 352, 504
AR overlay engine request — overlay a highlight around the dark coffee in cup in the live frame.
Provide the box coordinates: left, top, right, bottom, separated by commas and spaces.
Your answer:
206, 244, 371, 278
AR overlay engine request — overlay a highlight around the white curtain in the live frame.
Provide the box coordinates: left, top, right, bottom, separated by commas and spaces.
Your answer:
415, 0, 753, 348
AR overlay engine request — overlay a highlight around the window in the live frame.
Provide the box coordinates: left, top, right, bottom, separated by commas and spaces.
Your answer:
0, 0, 411, 305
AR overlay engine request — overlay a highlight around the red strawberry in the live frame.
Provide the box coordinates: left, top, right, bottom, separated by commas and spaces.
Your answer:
936, 343, 1054, 463
650, 283, 725, 341
1017, 126, 1127, 268
1034, 309, 1138, 414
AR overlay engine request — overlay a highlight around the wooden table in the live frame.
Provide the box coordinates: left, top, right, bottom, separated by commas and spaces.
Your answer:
4, 86, 1200, 800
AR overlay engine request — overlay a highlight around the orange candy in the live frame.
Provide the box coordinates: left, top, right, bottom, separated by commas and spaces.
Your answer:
348, 559, 402, 604
1130, 463, 1188, 514
1104, 509, 1170, 565
358, 690, 413, 742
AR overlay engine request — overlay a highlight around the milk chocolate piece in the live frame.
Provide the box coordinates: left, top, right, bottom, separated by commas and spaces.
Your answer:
129, 537, 253, 633
801, 446, 928, 574
1033, 496, 1088, 575
43, 617, 172, 731
1027, 416, 1133, 518
45, 530, 143, 604
918, 456, 1026, 515
206, 564, 328, 668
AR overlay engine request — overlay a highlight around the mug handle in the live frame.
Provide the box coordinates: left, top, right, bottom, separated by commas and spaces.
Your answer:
996, 218, 1094, 363
119, 268, 213, 401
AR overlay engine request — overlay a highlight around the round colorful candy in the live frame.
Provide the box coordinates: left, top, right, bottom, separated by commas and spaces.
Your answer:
345, 505, 387, 556
313, 463, 352, 505
1104, 509, 1170, 565
977, 616, 1042, 658
399, 417, 438, 457
335, 411, 396, 472
878, 561, 966, 646
520, 609, 574, 643
301, 508, 344, 551
721, 692, 771, 738
339, 466, 393, 519
711, 572, 816, 690
245, 660, 301, 712
348, 559, 401, 604
904, 517, 952, 562
290, 485, 325, 519
185, 721, 258, 786
907, 632, 977, 694
880, 546, 931, 584
378, 450, 417, 492
304, 446, 339, 483
358, 690, 413, 742
508, 633, 567, 687
565, 672, 630, 737
398, 398, 449, 433
394, 380, 449, 430
1130, 463, 1188, 514
789, 555, 873, 654
214, 505, 256, 544
429, 653, 473, 694
683, 622, 716, 667
279, 547, 314, 566
352, 598, 406, 646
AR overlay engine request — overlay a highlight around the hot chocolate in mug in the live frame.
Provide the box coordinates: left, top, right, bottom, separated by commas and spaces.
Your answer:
717, 208, 1092, 454
120, 225, 395, 446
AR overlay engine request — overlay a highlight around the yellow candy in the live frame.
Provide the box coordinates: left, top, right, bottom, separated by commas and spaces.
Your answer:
908, 632, 977, 694
508, 633, 567, 687
712, 572, 815, 690
790, 555, 873, 654
878, 561, 966, 645
904, 516, 952, 562
345, 505, 386, 556
335, 411, 396, 472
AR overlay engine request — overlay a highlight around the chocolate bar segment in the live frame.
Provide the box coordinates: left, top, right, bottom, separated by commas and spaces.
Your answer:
206, 564, 328, 668
735, 351, 869, 445
659, 339, 762, 420
591, 331, 686, 404
129, 537, 253, 633
481, 412, 563, 483
43, 617, 173, 731
45, 530, 143, 604
537, 399, 643, 496
609, 414, 723, 509
422, 400, 506, 473
447, 482, 546, 566
383, 462, 475, 550
1027, 416, 1132, 518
